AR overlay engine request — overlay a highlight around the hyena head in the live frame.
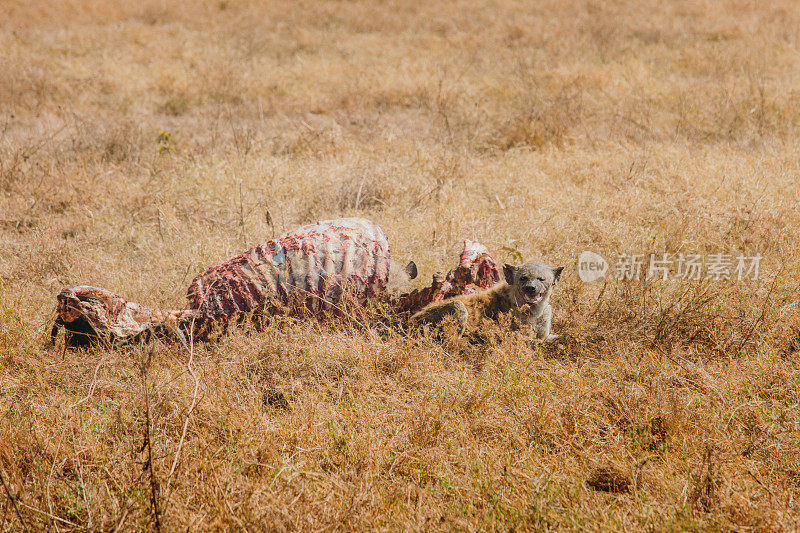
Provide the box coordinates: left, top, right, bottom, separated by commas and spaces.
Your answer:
503, 261, 564, 306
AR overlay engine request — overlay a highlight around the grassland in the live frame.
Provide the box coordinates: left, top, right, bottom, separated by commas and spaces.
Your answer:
2, 0, 800, 530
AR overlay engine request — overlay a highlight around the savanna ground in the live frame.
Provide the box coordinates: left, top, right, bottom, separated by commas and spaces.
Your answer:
2, 0, 800, 530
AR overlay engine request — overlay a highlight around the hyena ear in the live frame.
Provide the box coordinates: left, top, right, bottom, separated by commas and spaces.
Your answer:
503, 263, 516, 285
552, 266, 564, 285
405, 261, 418, 280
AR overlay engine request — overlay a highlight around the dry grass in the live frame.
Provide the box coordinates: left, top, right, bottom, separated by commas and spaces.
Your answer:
2, 0, 800, 530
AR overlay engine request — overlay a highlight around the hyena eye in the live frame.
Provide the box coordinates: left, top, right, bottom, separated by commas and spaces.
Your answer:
537, 276, 545, 282
519, 276, 528, 283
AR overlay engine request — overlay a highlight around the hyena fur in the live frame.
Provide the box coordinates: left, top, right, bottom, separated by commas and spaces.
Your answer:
410, 261, 563, 341
387, 260, 418, 299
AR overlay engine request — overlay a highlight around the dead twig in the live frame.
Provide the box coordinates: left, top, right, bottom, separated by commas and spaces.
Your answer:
140, 351, 162, 532
688, 445, 718, 512
16, 501, 79, 528
166, 318, 200, 498
112, 507, 130, 533
72, 357, 104, 409
0, 466, 30, 533
737, 262, 784, 354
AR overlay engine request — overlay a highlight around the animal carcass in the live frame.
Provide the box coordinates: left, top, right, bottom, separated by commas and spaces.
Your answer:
51, 218, 500, 347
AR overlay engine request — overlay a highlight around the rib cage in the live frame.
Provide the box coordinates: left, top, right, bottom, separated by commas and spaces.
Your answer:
186, 218, 390, 319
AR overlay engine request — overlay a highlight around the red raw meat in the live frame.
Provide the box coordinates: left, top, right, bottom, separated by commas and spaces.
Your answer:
394, 239, 500, 314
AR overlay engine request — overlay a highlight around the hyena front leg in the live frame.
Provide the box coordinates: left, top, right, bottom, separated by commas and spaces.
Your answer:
533, 303, 559, 342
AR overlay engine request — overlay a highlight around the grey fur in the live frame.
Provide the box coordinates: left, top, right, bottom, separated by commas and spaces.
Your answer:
387, 260, 418, 298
